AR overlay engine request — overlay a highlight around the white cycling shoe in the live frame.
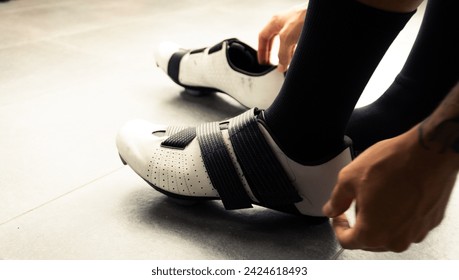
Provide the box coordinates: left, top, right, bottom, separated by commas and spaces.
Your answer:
154, 38, 285, 109
117, 108, 354, 218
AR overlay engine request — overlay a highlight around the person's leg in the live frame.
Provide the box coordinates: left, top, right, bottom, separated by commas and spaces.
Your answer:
117, 0, 422, 216
346, 0, 459, 153
263, 0, 417, 163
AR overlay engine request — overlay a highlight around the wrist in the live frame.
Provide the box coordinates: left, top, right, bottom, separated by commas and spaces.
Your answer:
416, 82, 459, 164
407, 122, 459, 174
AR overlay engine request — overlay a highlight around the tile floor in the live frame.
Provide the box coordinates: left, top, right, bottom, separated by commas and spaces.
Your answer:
0, 0, 457, 260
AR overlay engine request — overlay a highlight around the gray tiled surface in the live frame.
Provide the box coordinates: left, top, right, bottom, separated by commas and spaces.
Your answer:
0, 0, 457, 260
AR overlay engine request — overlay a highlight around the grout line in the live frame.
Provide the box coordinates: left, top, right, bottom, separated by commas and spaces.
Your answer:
332, 247, 345, 260
42, 38, 151, 68
0, 166, 125, 226
0, 16, 156, 51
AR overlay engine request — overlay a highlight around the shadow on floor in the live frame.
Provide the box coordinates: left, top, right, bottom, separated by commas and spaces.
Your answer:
122, 187, 341, 260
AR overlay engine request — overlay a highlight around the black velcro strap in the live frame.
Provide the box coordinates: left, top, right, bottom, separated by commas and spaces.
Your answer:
166, 125, 190, 137
208, 41, 223, 55
208, 38, 239, 54
228, 109, 302, 207
197, 122, 253, 210
189, 47, 206, 54
161, 127, 196, 149
167, 50, 188, 85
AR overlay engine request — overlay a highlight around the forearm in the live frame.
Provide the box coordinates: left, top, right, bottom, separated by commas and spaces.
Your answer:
417, 81, 459, 171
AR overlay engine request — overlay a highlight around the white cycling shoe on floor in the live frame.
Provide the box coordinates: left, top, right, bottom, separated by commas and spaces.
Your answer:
154, 38, 285, 109
117, 108, 354, 219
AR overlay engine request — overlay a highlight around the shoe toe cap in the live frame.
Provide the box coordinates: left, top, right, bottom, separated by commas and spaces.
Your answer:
116, 119, 167, 173
154, 42, 182, 73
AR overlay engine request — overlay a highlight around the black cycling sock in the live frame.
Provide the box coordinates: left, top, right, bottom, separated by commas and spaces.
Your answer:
263, 0, 414, 163
346, 0, 459, 153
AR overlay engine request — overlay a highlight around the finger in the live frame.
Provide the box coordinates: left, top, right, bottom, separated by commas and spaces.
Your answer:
333, 214, 393, 252
264, 37, 274, 65
322, 180, 355, 218
277, 28, 297, 70
414, 230, 429, 244
277, 39, 294, 71
386, 239, 412, 253
258, 36, 274, 64
277, 45, 296, 73
331, 214, 360, 250
258, 23, 279, 64
332, 215, 386, 252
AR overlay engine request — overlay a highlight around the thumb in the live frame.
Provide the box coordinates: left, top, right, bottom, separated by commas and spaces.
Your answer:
323, 181, 355, 217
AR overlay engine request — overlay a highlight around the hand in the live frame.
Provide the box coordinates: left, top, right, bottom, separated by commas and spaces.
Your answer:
323, 125, 458, 252
258, 3, 308, 72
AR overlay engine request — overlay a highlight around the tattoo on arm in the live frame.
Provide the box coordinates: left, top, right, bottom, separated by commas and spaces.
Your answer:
418, 81, 459, 154
419, 117, 459, 154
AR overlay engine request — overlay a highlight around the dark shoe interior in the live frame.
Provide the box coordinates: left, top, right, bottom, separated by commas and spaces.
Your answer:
227, 41, 276, 75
